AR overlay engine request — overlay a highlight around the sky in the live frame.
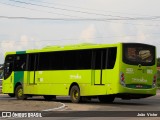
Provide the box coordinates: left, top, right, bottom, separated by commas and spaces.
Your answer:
0, 0, 160, 63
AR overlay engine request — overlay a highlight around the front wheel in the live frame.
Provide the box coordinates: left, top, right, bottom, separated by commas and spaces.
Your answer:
15, 85, 27, 100
70, 85, 81, 103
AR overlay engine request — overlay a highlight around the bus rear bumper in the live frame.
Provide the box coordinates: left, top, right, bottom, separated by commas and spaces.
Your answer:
116, 86, 157, 99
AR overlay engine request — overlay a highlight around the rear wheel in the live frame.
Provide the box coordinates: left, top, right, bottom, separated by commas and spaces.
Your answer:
98, 95, 115, 103
70, 85, 81, 103
15, 85, 27, 100
43, 95, 56, 101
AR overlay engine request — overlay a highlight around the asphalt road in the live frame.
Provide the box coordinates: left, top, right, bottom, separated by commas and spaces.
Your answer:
0, 91, 160, 120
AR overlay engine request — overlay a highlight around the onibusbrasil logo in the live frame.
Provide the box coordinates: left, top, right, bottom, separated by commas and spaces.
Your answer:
1, 112, 42, 118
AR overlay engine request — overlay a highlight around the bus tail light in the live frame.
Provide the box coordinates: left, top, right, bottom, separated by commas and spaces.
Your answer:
152, 75, 157, 88
120, 72, 126, 86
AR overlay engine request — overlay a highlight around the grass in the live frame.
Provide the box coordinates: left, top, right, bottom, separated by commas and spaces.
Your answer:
157, 71, 160, 88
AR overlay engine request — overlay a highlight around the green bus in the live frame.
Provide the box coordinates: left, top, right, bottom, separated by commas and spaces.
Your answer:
2, 43, 157, 103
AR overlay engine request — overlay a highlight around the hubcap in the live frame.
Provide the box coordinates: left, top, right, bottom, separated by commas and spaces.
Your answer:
72, 90, 78, 100
18, 88, 23, 97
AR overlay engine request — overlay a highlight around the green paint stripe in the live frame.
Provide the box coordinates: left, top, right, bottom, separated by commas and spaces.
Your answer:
16, 51, 26, 54
14, 71, 24, 87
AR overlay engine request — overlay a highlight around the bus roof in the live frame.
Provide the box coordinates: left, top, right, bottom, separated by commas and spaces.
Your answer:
25, 43, 121, 53
5, 42, 155, 55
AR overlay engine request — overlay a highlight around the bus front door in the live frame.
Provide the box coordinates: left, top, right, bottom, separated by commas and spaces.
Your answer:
3, 61, 14, 93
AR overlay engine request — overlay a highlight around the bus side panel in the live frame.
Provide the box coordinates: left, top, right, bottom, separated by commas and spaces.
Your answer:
24, 70, 92, 95
23, 69, 118, 96
3, 72, 24, 94
102, 44, 120, 95
80, 84, 107, 96
14, 71, 24, 86
2, 72, 14, 94
104, 69, 119, 95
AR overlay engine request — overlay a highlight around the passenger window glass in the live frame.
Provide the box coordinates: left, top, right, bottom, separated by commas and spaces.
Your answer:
107, 48, 117, 69
14, 54, 27, 71
123, 44, 155, 66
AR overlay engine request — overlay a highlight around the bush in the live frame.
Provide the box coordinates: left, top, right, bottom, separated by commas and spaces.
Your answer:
157, 78, 160, 88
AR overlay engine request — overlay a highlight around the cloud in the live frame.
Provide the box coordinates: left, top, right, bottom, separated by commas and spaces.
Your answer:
0, 35, 30, 62
80, 24, 96, 43
0, 40, 15, 63
108, 22, 127, 43
20, 35, 28, 44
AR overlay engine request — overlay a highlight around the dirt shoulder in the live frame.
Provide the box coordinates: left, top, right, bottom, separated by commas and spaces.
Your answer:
0, 95, 64, 111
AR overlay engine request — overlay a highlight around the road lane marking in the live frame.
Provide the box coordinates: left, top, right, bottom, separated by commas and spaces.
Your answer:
42, 102, 66, 111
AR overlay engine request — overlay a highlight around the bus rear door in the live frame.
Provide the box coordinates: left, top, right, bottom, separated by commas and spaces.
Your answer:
92, 49, 106, 85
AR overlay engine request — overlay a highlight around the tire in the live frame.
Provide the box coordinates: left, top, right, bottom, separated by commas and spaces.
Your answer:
43, 95, 56, 101
15, 85, 27, 100
70, 85, 81, 103
8, 93, 15, 97
98, 95, 115, 103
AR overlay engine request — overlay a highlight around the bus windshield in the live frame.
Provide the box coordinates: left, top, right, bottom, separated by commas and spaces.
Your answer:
123, 43, 155, 66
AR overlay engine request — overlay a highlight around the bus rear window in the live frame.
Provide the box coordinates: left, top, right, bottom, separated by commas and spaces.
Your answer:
123, 43, 155, 66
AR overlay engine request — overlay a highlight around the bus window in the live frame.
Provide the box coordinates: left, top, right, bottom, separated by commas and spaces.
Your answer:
14, 54, 27, 71
76, 50, 92, 69
63, 51, 76, 70
92, 48, 117, 70
123, 43, 155, 66
38, 52, 64, 70
27, 54, 37, 71
93, 49, 106, 69
107, 47, 117, 69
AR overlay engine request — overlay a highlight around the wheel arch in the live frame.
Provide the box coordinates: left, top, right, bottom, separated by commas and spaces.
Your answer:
69, 82, 80, 95
14, 82, 22, 93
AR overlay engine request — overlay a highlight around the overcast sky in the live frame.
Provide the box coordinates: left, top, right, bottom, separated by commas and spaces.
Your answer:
0, 0, 160, 63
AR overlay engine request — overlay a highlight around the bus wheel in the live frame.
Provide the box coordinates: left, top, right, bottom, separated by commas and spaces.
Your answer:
8, 93, 15, 97
98, 95, 115, 103
70, 85, 81, 103
43, 95, 56, 101
15, 85, 27, 100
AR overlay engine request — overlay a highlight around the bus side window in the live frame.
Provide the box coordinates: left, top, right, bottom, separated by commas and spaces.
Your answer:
76, 50, 92, 69
107, 47, 117, 69
14, 54, 27, 71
